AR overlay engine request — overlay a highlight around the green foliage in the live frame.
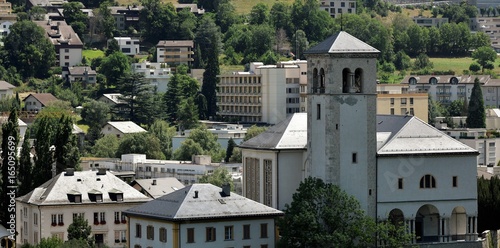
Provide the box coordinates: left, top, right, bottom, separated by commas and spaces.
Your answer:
469, 62, 481, 73
229, 147, 242, 163
225, 138, 236, 162
81, 100, 110, 147
96, 2, 116, 40
139, 0, 178, 43
173, 139, 203, 161
174, 126, 225, 161
91, 134, 121, 158
2, 20, 56, 79
394, 51, 411, 71
98, 52, 131, 87
36, 236, 64, 248
115, 73, 154, 125
413, 53, 433, 70
466, 78, 486, 128
244, 125, 267, 141
198, 167, 234, 190
67, 216, 92, 245
149, 119, 176, 159
63, 2, 88, 36
116, 133, 165, 159
472, 46, 497, 73
18, 129, 33, 196
164, 65, 201, 125
278, 177, 376, 247
177, 97, 199, 130
249, 3, 269, 25
428, 96, 444, 125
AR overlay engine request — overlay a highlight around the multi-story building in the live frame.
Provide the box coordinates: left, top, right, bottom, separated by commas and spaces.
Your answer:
156, 40, 194, 68
240, 31, 480, 245
376, 84, 429, 122
0, 20, 14, 44
131, 61, 172, 92
109, 5, 142, 31
112, 37, 139, 56
0, 0, 11, 15
124, 183, 283, 248
217, 60, 307, 124
172, 123, 247, 152
413, 16, 448, 27
319, 0, 356, 18
34, 20, 83, 67
471, 17, 500, 51
16, 169, 150, 247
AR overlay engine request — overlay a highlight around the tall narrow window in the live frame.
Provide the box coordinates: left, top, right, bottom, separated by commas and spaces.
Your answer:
352, 153, 357, 164
147, 225, 154, 240
453, 176, 458, 187
224, 226, 233, 240
135, 224, 142, 238
159, 227, 167, 243
206, 227, 216, 242
317, 104, 321, 120
398, 178, 403, 189
260, 223, 268, 238
243, 224, 251, 239
187, 228, 194, 243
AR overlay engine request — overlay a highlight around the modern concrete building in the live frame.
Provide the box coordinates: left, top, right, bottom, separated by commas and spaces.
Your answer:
217, 60, 307, 124
131, 61, 172, 92
16, 169, 150, 247
112, 37, 140, 56
172, 123, 246, 152
124, 183, 283, 248
413, 16, 448, 27
34, 20, 83, 67
240, 32, 480, 245
109, 5, 142, 31
319, 0, 356, 18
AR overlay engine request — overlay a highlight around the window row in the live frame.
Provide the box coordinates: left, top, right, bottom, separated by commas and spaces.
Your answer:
135, 223, 269, 243
219, 77, 262, 85
396, 175, 458, 189
390, 98, 414, 105
219, 86, 262, 94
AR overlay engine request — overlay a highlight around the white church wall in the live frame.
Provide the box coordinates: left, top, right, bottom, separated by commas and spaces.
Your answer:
277, 150, 306, 210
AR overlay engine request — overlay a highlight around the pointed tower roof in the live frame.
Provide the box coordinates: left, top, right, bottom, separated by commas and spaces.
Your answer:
304, 31, 380, 54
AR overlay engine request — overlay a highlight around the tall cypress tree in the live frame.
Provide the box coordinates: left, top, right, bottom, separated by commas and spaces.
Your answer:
466, 78, 486, 128
225, 138, 236, 162
0, 107, 19, 225
18, 129, 32, 196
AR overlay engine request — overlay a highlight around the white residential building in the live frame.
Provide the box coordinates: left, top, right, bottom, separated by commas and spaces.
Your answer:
0, 20, 13, 45
240, 32, 480, 245
131, 61, 172, 92
319, 0, 356, 18
23, 93, 58, 112
98, 93, 125, 107
113, 37, 139, 56
16, 169, 150, 247
172, 123, 247, 152
217, 60, 307, 124
34, 20, 83, 67
101, 121, 146, 138
124, 183, 283, 248
156, 40, 194, 68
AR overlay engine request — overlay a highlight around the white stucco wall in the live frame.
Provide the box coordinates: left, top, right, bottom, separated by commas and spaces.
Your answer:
277, 150, 306, 210
59, 47, 82, 67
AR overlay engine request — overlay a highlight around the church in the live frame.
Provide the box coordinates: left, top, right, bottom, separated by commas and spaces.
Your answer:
239, 32, 479, 245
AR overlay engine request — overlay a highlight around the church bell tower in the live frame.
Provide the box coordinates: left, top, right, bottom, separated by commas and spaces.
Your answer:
304, 31, 379, 218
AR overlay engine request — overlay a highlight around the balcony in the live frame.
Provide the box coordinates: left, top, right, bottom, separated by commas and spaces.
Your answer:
436, 91, 452, 96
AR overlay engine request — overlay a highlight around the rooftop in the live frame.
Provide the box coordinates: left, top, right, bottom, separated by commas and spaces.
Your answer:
131, 178, 185, 199
304, 31, 380, 54
23, 93, 58, 106
105, 121, 146, 134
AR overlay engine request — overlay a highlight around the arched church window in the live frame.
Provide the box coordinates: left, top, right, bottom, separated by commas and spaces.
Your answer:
320, 68, 325, 93
420, 174, 436, 188
354, 68, 363, 93
313, 68, 318, 93
342, 68, 351, 93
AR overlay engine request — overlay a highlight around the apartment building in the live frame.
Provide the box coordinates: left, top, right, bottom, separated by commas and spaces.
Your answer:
413, 16, 448, 27
217, 60, 307, 124
156, 40, 194, 68
319, 0, 356, 18
113, 37, 140, 56
34, 20, 83, 67
131, 61, 172, 92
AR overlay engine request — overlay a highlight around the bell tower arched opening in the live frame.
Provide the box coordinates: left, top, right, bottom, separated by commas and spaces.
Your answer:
312, 68, 319, 93
320, 68, 325, 93
355, 68, 363, 93
342, 68, 351, 93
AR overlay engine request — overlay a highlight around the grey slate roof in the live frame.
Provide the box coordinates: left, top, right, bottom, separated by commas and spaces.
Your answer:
304, 31, 380, 54
106, 121, 146, 134
131, 178, 185, 199
17, 170, 150, 205
240, 113, 478, 156
124, 183, 283, 221
68, 66, 96, 75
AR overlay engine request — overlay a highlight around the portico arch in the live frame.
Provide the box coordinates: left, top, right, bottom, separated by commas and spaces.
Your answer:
450, 206, 467, 241
416, 204, 440, 243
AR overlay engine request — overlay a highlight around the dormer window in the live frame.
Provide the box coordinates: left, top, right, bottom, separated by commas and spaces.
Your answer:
67, 190, 82, 203
109, 188, 124, 202
89, 190, 103, 202
429, 77, 438, 85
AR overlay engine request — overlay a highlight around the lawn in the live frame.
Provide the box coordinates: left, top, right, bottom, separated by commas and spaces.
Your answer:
82, 49, 105, 60
428, 57, 500, 75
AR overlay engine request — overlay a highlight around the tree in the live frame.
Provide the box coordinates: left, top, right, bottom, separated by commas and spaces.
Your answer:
173, 139, 203, 161
29, 6, 47, 20
447, 100, 465, 116
98, 52, 131, 88
164, 65, 201, 124
81, 100, 110, 147
428, 96, 445, 125
18, 129, 33, 196
115, 73, 153, 124
228, 147, 242, 163
91, 134, 120, 158
0, 107, 19, 225
198, 167, 234, 190
3, 21, 56, 79
139, 0, 177, 43
472, 46, 497, 73
278, 177, 376, 247
225, 138, 236, 162
177, 97, 199, 130
469, 62, 481, 73
116, 133, 165, 159
67, 216, 92, 246
413, 53, 433, 70
270, 2, 291, 31
394, 51, 411, 71
466, 78, 486, 128
249, 3, 269, 25
62, 2, 88, 36
244, 125, 267, 141
95, 1, 116, 40
149, 120, 176, 159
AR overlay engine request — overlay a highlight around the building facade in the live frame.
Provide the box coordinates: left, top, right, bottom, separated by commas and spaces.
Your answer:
240, 32, 480, 246
156, 40, 194, 68
113, 37, 140, 56
34, 20, 83, 67
377, 92, 429, 122
16, 169, 150, 247
131, 61, 172, 92
124, 184, 283, 248
217, 60, 307, 124
319, 0, 356, 18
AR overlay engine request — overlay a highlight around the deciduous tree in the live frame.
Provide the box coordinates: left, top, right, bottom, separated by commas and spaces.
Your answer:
472, 46, 497, 73
198, 167, 234, 190
116, 133, 165, 159
67, 216, 92, 246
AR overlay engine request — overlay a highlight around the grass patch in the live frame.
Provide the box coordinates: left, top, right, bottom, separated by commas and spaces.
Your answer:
220, 64, 245, 74
427, 57, 500, 75
82, 49, 105, 60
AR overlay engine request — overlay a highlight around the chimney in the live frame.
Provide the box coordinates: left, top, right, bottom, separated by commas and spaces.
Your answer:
193, 190, 198, 198
97, 168, 107, 175
222, 183, 230, 197
64, 168, 74, 176
152, 179, 157, 185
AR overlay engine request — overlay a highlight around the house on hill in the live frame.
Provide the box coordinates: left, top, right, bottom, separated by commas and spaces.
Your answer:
101, 121, 146, 138
23, 93, 58, 112
124, 183, 283, 248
